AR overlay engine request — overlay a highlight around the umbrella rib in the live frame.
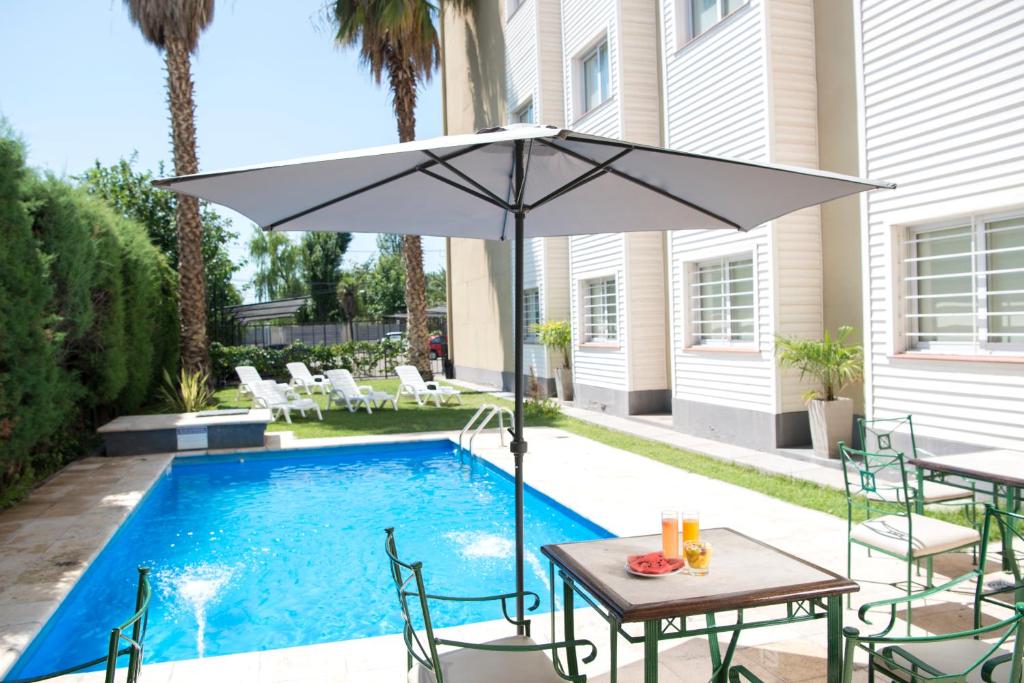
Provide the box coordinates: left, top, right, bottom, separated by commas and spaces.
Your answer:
263, 144, 486, 230
526, 148, 632, 213
417, 167, 512, 210
538, 140, 745, 231
421, 151, 512, 210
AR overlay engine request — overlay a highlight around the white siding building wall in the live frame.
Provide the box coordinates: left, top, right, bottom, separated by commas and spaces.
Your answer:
858, 0, 1024, 451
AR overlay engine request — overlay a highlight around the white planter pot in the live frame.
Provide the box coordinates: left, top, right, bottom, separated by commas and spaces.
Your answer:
808, 397, 853, 459
554, 368, 575, 401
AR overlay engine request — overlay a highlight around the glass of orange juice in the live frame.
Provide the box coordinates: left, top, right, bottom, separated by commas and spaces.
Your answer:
682, 511, 700, 543
661, 510, 680, 559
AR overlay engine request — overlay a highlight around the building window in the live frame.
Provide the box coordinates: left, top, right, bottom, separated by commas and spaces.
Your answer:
507, 0, 526, 19
511, 99, 534, 124
524, 287, 541, 342
580, 40, 610, 115
582, 277, 618, 343
690, 254, 755, 345
904, 214, 1024, 352
689, 0, 747, 38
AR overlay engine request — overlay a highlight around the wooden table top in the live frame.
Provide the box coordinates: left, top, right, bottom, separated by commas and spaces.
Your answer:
541, 528, 858, 623
907, 450, 1024, 488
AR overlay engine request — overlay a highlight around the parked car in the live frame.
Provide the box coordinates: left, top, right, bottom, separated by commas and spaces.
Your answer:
429, 334, 447, 360
379, 331, 404, 344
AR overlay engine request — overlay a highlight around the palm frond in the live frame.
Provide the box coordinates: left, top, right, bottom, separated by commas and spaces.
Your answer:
776, 325, 864, 402
124, 0, 214, 52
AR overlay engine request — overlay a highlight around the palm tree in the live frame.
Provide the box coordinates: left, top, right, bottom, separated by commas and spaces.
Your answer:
124, 0, 213, 373
330, 0, 472, 379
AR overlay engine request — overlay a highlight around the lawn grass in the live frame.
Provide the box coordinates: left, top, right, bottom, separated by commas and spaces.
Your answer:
214, 379, 976, 529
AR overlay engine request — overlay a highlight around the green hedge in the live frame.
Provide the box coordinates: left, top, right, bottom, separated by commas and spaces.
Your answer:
0, 130, 178, 506
210, 340, 406, 385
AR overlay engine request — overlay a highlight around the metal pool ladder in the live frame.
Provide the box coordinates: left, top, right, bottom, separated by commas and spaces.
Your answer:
459, 403, 514, 452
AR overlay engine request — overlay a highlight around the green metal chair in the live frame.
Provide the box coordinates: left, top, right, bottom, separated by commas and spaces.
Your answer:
974, 506, 1024, 629
839, 443, 980, 628
384, 527, 597, 683
858, 416, 978, 530
7, 566, 151, 683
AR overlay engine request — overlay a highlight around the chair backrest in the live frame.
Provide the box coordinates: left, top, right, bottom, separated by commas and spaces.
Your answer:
249, 380, 285, 407
838, 442, 914, 520
287, 362, 314, 383
980, 504, 1024, 586
383, 528, 444, 682
396, 365, 428, 390
324, 369, 358, 396
236, 365, 262, 386
857, 415, 919, 457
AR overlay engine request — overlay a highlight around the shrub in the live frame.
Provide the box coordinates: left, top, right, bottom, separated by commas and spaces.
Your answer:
159, 368, 215, 413
775, 325, 864, 402
524, 397, 562, 419
535, 320, 572, 369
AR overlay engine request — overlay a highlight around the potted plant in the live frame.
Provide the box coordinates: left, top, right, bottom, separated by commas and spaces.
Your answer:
776, 325, 863, 459
535, 320, 574, 401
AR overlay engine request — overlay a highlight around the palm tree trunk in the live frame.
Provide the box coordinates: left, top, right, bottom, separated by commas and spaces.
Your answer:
165, 38, 209, 374
388, 51, 432, 379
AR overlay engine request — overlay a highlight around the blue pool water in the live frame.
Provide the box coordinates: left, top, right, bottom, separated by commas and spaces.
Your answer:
6, 440, 610, 679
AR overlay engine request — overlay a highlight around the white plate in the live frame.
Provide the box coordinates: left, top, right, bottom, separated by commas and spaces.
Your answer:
624, 562, 684, 578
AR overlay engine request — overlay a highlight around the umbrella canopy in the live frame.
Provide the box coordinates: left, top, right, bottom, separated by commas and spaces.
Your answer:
156, 123, 893, 634
154, 124, 890, 238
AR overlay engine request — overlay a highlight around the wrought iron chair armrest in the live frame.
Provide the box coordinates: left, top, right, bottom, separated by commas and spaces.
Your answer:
728, 665, 766, 682
434, 637, 598, 664
857, 571, 978, 635
981, 653, 1013, 683
416, 590, 541, 627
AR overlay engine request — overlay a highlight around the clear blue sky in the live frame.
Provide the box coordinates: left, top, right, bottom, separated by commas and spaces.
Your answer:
0, 0, 447, 302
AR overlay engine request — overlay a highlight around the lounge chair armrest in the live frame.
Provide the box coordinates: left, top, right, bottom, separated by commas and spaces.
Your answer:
424, 381, 440, 390
434, 637, 598, 667
285, 388, 302, 400
857, 571, 978, 635
357, 385, 375, 395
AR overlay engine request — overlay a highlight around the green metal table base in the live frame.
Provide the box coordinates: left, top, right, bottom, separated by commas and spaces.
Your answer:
549, 561, 845, 683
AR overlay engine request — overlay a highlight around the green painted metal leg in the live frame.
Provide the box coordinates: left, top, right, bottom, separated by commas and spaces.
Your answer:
643, 620, 659, 683
549, 560, 559, 672
563, 577, 579, 679
705, 613, 724, 682
1001, 484, 1015, 572
827, 596, 844, 683
610, 619, 619, 683
906, 558, 913, 635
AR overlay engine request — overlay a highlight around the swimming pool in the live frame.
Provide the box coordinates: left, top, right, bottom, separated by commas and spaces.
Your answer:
6, 439, 610, 679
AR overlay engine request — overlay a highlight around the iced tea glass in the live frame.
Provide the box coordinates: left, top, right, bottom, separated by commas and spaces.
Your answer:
661, 510, 680, 559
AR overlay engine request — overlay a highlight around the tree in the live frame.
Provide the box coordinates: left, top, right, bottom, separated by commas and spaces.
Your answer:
425, 268, 446, 307
124, 0, 214, 373
248, 228, 304, 301
299, 231, 352, 321
78, 156, 242, 314
330, 0, 473, 378
337, 252, 406, 321
376, 233, 403, 256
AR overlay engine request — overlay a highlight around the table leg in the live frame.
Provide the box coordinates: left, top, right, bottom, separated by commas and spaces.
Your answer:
643, 620, 659, 683
827, 595, 844, 683
609, 619, 618, 683
563, 576, 579, 679
705, 613, 724, 682
915, 465, 925, 516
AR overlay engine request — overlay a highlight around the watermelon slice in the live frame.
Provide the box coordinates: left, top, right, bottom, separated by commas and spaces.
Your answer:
627, 551, 685, 575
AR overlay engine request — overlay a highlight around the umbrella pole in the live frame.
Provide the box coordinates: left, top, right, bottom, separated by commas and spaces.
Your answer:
512, 140, 527, 636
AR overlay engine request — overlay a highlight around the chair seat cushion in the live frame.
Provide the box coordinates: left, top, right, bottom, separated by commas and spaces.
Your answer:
851, 513, 979, 559
873, 638, 1016, 683
867, 481, 972, 504
412, 636, 568, 683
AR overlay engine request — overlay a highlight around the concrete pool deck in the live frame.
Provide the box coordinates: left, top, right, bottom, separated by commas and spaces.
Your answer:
0, 427, 1011, 682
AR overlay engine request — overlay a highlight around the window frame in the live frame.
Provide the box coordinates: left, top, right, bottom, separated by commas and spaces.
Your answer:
576, 38, 611, 118
679, 0, 749, 44
524, 286, 541, 343
579, 275, 619, 346
901, 211, 1024, 356
506, 0, 526, 22
685, 252, 757, 348
511, 98, 534, 125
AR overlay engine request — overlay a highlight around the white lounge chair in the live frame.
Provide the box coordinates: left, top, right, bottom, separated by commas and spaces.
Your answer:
324, 369, 397, 413
286, 362, 330, 395
235, 365, 289, 402
250, 380, 323, 424
394, 365, 462, 407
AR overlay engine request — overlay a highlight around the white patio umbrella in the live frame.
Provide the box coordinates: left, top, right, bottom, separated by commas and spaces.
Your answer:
155, 123, 893, 631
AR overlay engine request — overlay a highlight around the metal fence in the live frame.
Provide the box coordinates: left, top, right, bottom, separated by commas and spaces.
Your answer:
231, 320, 407, 347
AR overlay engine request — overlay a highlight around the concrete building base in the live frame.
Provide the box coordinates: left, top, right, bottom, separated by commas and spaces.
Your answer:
453, 364, 556, 397
672, 398, 812, 450
574, 383, 671, 416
